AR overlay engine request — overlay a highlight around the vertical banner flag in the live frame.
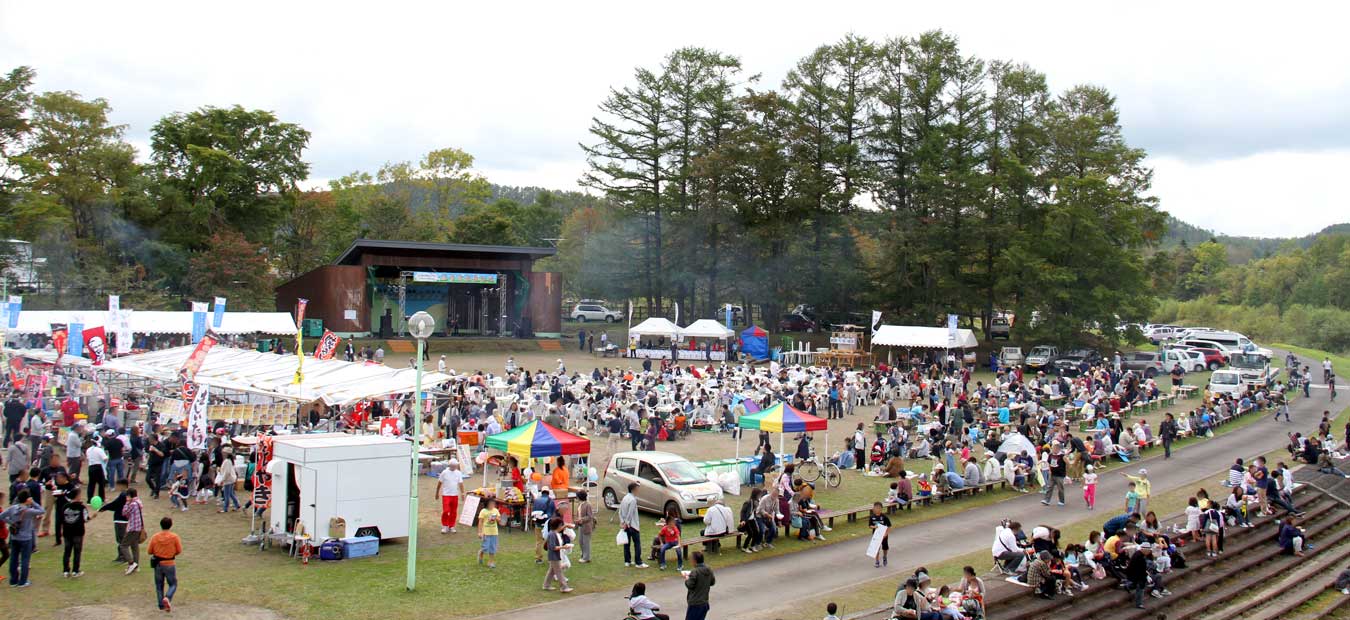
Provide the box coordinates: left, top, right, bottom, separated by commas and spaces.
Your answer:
292, 298, 308, 384
871, 311, 883, 339
8, 357, 26, 390
190, 301, 207, 344
177, 330, 218, 383
68, 322, 84, 357
315, 330, 341, 360
108, 295, 119, 313
946, 313, 958, 347
627, 301, 633, 328
51, 324, 68, 366
212, 296, 226, 329
185, 383, 210, 450
115, 309, 133, 355
674, 301, 680, 326
83, 326, 108, 365
725, 304, 732, 330
6, 295, 21, 329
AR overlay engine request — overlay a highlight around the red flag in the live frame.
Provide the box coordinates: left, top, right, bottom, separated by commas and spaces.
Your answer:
178, 330, 218, 384
83, 326, 108, 365
295, 298, 308, 327
315, 330, 341, 360
181, 380, 199, 403
50, 324, 68, 367
8, 357, 26, 390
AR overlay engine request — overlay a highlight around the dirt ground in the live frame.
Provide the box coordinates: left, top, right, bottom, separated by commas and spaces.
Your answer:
60, 603, 282, 620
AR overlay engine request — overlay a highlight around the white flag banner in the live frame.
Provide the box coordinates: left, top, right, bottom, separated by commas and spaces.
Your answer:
186, 386, 210, 450
115, 309, 133, 354
947, 314, 958, 347
871, 310, 882, 338
108, 295, 119, 313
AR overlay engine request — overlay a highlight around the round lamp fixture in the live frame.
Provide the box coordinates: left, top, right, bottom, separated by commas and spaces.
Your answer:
408, 311, 435, 340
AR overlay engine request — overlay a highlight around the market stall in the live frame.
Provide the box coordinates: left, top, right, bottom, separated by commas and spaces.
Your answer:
627, 317, 684, 359
680, 319, 735, 361
736, 401, 829, 459
475, 420, 592, 528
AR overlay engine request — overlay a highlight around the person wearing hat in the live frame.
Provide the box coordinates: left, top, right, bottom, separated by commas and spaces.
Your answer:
1121, 468, 1151, 517
1126, 541, 1168, 609
102, 428, 127, 488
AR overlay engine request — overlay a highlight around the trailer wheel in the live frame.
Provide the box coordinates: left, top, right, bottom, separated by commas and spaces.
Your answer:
355, 526, 380, 539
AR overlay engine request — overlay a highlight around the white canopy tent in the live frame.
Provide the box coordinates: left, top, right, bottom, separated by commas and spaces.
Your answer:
871, 325, 978, 349
7, 345, 455, 406
7, 310, 298, 336
627, 317, 682, 338
681, 319, 735, 339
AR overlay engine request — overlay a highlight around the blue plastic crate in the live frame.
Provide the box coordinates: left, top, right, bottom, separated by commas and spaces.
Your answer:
341, 535, 379, 559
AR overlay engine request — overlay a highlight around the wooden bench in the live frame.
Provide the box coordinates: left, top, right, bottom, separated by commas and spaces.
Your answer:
677, 531, 742, 554
819, 504, 875, 529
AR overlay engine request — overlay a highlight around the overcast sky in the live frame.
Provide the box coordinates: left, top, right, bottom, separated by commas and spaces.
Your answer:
3, 1, 1346, 237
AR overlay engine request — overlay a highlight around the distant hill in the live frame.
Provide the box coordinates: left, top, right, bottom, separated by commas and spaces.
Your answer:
1161, 216, 1350, 264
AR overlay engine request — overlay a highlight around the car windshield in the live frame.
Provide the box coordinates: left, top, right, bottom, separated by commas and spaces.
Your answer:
1212, 373, 1240, 385
1230, 354, 1265, 369
1030, 347, 1054, 356
659, 461, 707, 485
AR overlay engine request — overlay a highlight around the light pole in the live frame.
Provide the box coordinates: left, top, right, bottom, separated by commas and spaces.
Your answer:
405, 311, 435, 591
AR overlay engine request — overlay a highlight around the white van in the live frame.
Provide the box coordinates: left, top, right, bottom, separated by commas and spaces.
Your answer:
1209, 369, 1245, 398
1176, 335, 1272, 359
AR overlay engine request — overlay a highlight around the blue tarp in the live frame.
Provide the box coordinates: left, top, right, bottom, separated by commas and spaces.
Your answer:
740, 325, 769, 361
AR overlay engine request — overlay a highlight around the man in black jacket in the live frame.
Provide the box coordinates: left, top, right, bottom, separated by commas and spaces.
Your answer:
1159, 414, 1179, 459
3, 394, 25, 448
684, 551, 715, 620
1127, 543, 1169, 609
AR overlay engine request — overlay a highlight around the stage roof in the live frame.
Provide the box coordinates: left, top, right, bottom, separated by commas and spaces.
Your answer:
334, 238, 557, 265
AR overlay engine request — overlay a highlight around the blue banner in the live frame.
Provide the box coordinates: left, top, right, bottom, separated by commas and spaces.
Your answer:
212, 296, 226, 329
192, 311, 206, 344
68, 323, 83, 357
6, 296, 20, 329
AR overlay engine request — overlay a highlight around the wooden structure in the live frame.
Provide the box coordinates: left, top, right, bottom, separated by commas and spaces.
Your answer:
813, 325, 872, 368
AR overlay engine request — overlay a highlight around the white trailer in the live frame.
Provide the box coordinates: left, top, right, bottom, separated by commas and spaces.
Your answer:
269, 433, 411, 541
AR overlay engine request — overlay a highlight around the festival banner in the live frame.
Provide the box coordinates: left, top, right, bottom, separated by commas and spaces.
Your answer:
108, 295, 119, 313
177, 330, 218, 383
83, 325, 109, 365
51, 324, 68, 366
190, 301, 208, 343
292, 298, 308, 384
871, 310, 882, 339
8, 357, 27, 390
185, 384, 210, 450
212, 296, 226, 328
315, 329, 341, 360
946, 314, 958, 347
68, 322, 84, 357
6, 295, 21, 329
114, 309, 133, 354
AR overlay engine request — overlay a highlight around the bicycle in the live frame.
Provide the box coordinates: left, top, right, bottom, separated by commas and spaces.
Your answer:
794, 448, 842, 488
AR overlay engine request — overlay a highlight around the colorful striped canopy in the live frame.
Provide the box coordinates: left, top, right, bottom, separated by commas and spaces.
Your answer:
737, 402, 827, 433
484, 420, 590, 460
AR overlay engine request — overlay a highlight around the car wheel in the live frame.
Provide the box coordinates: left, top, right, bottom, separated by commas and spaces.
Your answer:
664, 500, 681, 520
1194, 364, 1205, 372
602, 488, 618, 510
576, 315, 586, 323
605, 315, 616, 323
1208, 361, 1220, 371
1145, 368, 1157, 379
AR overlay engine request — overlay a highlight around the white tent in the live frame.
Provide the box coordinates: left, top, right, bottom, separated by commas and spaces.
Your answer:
628, 317, 682, 338
871, 325, 978, 349
7, 345, 454, 406
996, 432, 1038, 457
7, 310, 298, 336
681, 319, 735, 339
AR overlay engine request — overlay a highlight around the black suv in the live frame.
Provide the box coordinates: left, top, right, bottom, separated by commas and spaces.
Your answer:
1053, 349, 1101, 376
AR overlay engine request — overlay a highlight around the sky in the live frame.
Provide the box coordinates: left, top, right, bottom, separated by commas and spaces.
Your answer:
3, 1, 1347, 238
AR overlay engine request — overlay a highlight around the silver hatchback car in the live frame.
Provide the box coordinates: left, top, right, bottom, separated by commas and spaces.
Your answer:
600, 451, 724, 520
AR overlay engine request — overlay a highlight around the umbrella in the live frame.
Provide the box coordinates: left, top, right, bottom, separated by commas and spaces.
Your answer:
736, 402, 829, 459
482, 420, 591, 486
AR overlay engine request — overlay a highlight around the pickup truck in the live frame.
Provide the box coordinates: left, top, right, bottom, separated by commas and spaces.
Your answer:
1024, 345, 1059, 372
1000, 346, 1024, 367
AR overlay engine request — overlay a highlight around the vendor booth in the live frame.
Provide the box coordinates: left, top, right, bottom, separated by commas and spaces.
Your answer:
679, 319, 734, 361
627, 317, 689, 359
736, 402, 829, 458
477, 420, 592, 527
269, 433, 411, 541
740, 325, 769, 361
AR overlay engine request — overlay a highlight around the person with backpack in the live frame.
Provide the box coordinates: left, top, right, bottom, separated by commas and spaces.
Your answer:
60, 487, 94, 577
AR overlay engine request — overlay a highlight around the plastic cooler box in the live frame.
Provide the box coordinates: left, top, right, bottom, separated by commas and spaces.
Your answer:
341, 536, 379, 559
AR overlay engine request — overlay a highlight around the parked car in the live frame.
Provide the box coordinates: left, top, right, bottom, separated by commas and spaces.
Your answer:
1185, 347, 1228, 370
1175, 349, 1208, 372
778, 313, 817, 333
1000, 346, 1024, 367
1053, 349, 1101, 376
600, 451, 724, 520
1023, 345, 1060, 372
571, 303, 621, 323
989, 317, 1011, 340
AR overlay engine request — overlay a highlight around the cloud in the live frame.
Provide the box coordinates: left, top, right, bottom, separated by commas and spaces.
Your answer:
2, 0, 1347, 237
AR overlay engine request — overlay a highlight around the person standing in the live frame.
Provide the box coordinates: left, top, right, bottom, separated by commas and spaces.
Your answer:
852, 423, 866, 472
121, 488, 145, 574
620, 482, 648, 568
60, 487, 93, 577
577, 328, 586, 352
684, 550, 715, 620
476, 496, 501, 568
1040, 443, 1067, 507
6, 435, 31, 484
2, 489, 44, 586
1159, 414, 1178, 459
575, 490, 595, 563
2, 393, 25, 448
1122, 469, 1151, 518
85, 438, 108, 502
541, 516, 573, 593
435, 460, 463, 534
100, 478, 131, 564
217, 450, 239, 512
102, 430, 126, 489
147, 516, 183, 612
65, 422, 85, 482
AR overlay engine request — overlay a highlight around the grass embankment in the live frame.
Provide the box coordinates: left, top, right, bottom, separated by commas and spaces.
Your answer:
794, 401, 1350, 620
1274, 343, 1349, 376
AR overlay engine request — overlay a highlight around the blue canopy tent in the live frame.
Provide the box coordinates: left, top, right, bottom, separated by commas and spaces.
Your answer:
740, 325, 769, 361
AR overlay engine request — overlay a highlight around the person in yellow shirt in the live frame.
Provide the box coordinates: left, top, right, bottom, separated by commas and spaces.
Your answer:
477, 497, 502, 569
1121, 468, 1151, 517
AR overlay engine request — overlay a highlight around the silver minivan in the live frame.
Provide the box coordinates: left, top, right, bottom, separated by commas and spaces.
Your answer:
600, 451, 724, 520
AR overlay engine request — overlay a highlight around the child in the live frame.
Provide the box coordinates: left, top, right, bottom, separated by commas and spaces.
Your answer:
1083, 465, 1098, 510
886, 482, 900, 506
628, 582, 669, 620
868, 502, 891, 568
1184, 497, 1202, 543
169, 472, 191, 512
916, 473, 933, 498
934, 585, 968, 620
823, 602, 841, 620
477, 496, 501, 568
1124, 482, 1139, 515
656, 519, 682, 570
